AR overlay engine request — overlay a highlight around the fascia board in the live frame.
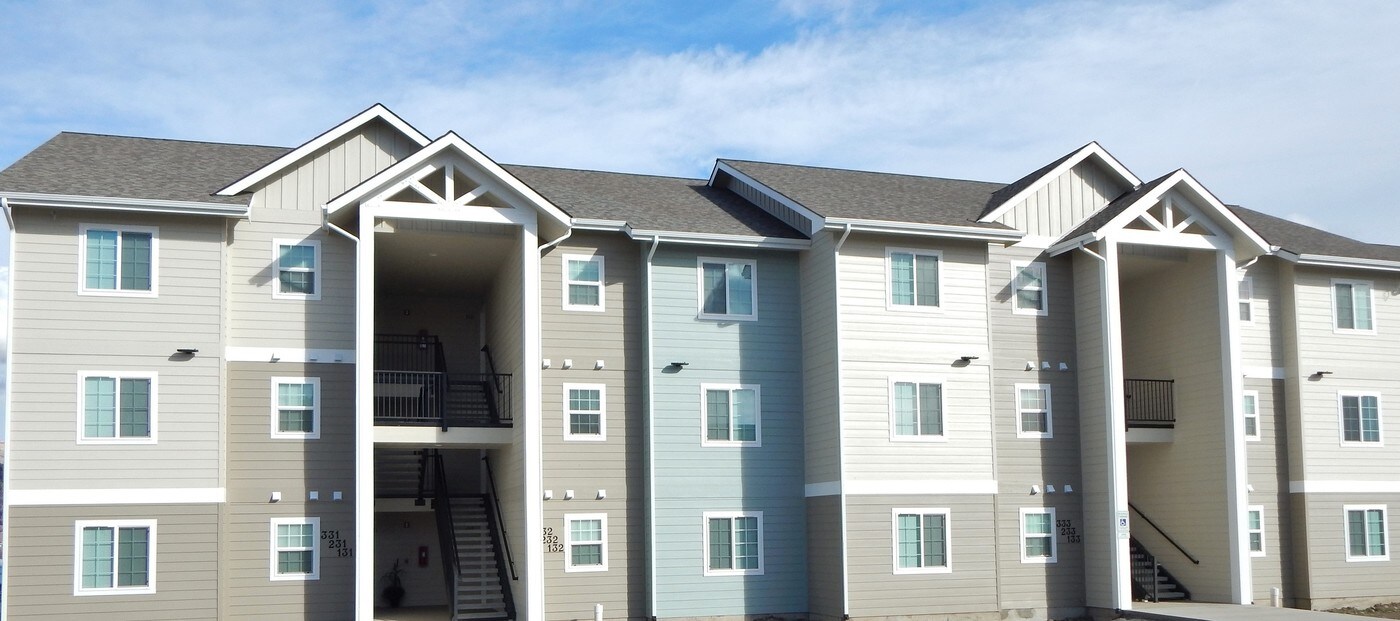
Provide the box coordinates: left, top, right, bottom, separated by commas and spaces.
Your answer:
629, 229, 811, 250
978, 142, 1143, 223
823, 218, 1023, 242
0, 192, 248, 217
1295, 254, 1400, 273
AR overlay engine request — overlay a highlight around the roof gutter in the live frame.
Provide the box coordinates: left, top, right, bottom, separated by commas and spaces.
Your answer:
572, 218, 810, 250
823, 218, 1022, 243
0, 196, 13, 231
1290, 253, 1400, 273
1045, 232, 1101, 257
0, 191, 249, 218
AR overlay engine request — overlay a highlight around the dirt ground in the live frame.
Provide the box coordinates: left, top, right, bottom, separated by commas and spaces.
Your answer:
1329, 602, 1400, 619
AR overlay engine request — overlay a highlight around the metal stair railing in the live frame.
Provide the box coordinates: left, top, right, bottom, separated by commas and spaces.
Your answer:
429, 452, 461, 615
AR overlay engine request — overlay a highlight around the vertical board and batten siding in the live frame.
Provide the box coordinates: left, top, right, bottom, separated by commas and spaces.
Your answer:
992, 160, 1130, 239
1119, 250, 1233, 601
650, 246, 807, 617
538, 232, 647, 618
1238, 261, 1285, 370
1244, 377, 1295, 604
1297, 493, 1400, 607
837, 234, 994, 482
1072, 249, 1113, 608
987, 245, 1086, 610
9, 209, 223, 489
4, 504, 219, 619
801, 230, 842, 486
250, 119, 420, 213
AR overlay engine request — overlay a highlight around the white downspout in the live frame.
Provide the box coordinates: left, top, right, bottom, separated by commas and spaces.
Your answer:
643, 235, 660, 618
831, 223, 852, 618
1, 196, 13, 621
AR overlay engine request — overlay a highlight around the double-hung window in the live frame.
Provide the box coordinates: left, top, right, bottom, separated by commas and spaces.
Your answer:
564, 514, 608, 572
698, 258, 756, 320
274, 240, 320, 300
1239, 277, 1254, 323
890, 379, 943, 440
1012, 261, 1048, 316
893, 509, 950, 574
1248, 506, 1265, 557
80, 373, 156, 443
563, 384, 606, 441
702, 384, 760, 446
1345, 506, 1388, 561
1339, 393, 1382, 445
1016, 384, 1053, 439
1020, 508, 1057, 563
888, 248, 940, 308
75, 520, 155, 595
704, 512, 763, 576
80, 225, 156, 295
271, 517, 320, 580
1243, 391, 1260, 441
563, 255, 605, 311
1333, 279, 1374, 332
271, 378, 320, 439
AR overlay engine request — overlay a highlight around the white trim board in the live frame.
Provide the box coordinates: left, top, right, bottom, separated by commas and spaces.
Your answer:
1290, 480, 1400, 494
226, 347, 354, 364
808, 480, 998, 497
979, 142, 1142, 224
1, 191, 249, 217
10, 487, 226, 506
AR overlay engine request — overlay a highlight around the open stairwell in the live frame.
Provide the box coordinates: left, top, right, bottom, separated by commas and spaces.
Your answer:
375, 449, 427, 499
1129, 537, 1190, 602
444, 379, 496, 427
445, 496, 513, 621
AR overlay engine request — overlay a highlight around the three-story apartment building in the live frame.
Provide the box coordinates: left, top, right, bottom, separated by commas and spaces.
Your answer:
0, 105, 1397, 620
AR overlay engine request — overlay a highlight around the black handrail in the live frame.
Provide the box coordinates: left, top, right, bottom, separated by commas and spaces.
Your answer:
482, 455, 518, 580
1129, 503, 1199, 565
481, 345, 504, 395
430, 452, 461, 606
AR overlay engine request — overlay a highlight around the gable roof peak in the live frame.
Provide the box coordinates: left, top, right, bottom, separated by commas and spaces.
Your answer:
978, 141, 1141, 222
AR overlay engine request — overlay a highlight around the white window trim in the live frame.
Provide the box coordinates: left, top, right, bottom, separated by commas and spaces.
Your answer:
74, 519, 157, 596
887, 376, 947, 443
270, 377, 321, 440
1015, 383, 1054, 440
1344, 505, 1389, 562
700, 383, 762, 447
1020, 507, 1058, 564
702, 511, 764, 576
563, 383, 607, 442
562, 253, 605, 312
1011, 260, 1048, 317
78, 223, 159, 297
696, 257, 758, 321
272, 239, 322, 301
1243, 390, 1261, 441
1239, 276, 1255, 325
76, 371, 158, 445
885, 247, 943, 312
1337, 391, 1384, 447
891, 507, 952, 575
563, 513, 609, 573
1248, 505, 1266, 557
270, 517, 321, 580
1332, 278, 1376, 334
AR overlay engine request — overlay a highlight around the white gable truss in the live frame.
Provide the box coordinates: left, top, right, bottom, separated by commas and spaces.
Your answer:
979, 141, 1142, 224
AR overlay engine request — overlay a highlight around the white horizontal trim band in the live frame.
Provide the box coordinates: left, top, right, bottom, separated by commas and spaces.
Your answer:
1290, 480, 1400, 494
0, 192, 248, 217
226, 347, 354, 364
1295, 254, 1400, 273
1242, 366, 1285, 380
807, 479, 998, 497
9, 487, 226, 506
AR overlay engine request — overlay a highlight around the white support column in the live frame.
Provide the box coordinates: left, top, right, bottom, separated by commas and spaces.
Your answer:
1102, 239, 1133, 610
1218, 247, 1252, 604
522, 224, 544, 621
354, 207, 377, 620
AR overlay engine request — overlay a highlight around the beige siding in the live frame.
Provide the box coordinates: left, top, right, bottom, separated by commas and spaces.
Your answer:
802, 231, 841, 485
484, 228, 529, 613
806, 496, 844, 620
1239, 260, 1286, 369
1296, 494, 1400, 609
251, 119, 420, 213
539, 232, 647, 619
996, 500, 1085, 612
5, 504, 219, 620
226, 220, 356, 349
994, 160, 1129, 238
220, 502, 355, 619
225, 363, 354, 503
1072, 249, 1113, 608
1245, 378, 1295, 604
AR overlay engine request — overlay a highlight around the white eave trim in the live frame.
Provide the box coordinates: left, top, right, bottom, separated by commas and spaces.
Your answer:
216, 103, 430, 196
570, 218, 810, 249
979, 141, 1142, 223
822, 218, 1023, 242
0, 192, 248, 217
1292, 253, 1400, 273
711, 161, 824, 236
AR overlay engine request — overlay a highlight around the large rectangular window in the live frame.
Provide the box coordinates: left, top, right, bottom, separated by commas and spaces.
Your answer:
888, 248, 940, 308
1340, 393, 1382, 445
75, 520, 155, 595
704, 512, 763, 576
1016, 384, 1053, 439
698, 258, 757, 320
890, 380, 944, 439
703, 384, 760, 446
1333, 279, 1374, 332
1345, 506, 1388, 562
564, 514, 608, 572
80, 373, 155, 443
274, 240, 320, 300
893, 508, 950, 574
563, 254, 605, 311
271, 518, 320, 580
271, 378, 320, 439
563, 384, 606, 441
80, 225, 156, 295
1020, 508, 1057, 563
1248, 506, 1265, 557
1012, 261, 1048, 316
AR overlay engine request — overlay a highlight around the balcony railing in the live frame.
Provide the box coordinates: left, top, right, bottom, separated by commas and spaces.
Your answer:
373, 335, 513, 429
1124, 379, 1175, 428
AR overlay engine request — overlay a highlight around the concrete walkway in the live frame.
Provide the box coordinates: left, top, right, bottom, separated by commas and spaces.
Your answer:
1126, 602, 1370, 621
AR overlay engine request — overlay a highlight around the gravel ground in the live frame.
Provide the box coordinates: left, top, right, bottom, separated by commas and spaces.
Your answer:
1329, 603, 1400, 619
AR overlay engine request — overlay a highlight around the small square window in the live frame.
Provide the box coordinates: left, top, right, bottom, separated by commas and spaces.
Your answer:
1339, 393, 1382, 445
563, 255, 605, 311
75, 520, 156, 596
1020, 508, 1057, 563
274, 240, 321, 300
698, 258, 757, 320
1243, 391, 1260, 441
1012, 261, 1048, 316
888, 248, 940, 309
1345, 505, 1388, 562
893, 508, 951, 574
704, 512, 763, 576
890, 379, 944, 440
80, 225, 157, 296
1333, 279, 1374, 332
79, 373, 156, 444
564, 514, 608, 572
271, 517, 320, 580
563, 384, 606, 441
1248, 506, 1265, 557
1016, 384, 1053, 439
702, 384, 761, 447
271, 378, 320, 440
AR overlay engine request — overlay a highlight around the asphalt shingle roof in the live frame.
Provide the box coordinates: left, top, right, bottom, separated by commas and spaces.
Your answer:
1229, 205, 1400, 262
0, 132, 289, 205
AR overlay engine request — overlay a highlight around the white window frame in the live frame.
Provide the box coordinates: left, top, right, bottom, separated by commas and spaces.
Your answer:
702, 511, 764, 576
1344, 505, 1389, 562
701, 384, 762, 447
1243, 390, 1261, 441
272, 239, 322, 301
891, 508, 952, 575
563, 513, 609, 573
78, 224, 159, 297
270, 517, 321, 580
1238, 276, 1255, 324
77, 371, 158, 445
886, 247, 942, 311
1338, 392, 1383, 447
1011, 261, 1048, 316
697, 257, 758, 321
1248, 505, 1266, 557
1020, 507, 1058, 564
888, 376, 946, 442
562, 254, 605, 312
1015, 383, 1054, 439
74, 519, 157, 596
1332, 278, 1376, 334
270, 377, 321, 440
563, 383, 607, 442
